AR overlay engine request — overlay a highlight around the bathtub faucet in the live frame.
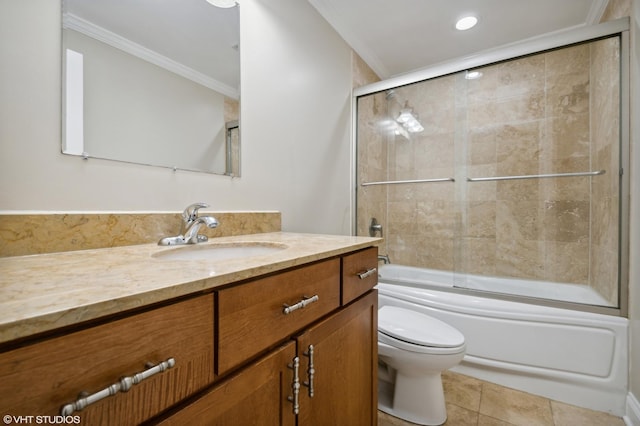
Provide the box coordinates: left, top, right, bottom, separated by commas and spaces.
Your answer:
370, 218, 383, 237
378, 254, 391, 264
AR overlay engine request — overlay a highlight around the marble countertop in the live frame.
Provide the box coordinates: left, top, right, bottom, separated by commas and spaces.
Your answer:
0, 232, 381, 345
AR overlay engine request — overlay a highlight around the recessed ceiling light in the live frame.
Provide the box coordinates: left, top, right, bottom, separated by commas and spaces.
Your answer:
456, 16, 478, 31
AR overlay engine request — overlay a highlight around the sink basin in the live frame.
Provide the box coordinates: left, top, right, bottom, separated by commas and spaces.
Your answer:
152, 242, 288, 261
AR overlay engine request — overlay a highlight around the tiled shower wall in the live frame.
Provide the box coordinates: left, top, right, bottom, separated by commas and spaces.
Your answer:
356, 37, 620, 305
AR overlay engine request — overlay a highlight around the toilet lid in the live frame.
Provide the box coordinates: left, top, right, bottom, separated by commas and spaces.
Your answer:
378, 306, 465, 348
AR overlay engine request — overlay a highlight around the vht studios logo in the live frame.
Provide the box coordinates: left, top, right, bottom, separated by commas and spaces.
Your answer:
3, 416, 81, 425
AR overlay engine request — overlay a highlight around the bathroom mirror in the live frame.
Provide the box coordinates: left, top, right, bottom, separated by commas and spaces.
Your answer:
61, 0, 241, 176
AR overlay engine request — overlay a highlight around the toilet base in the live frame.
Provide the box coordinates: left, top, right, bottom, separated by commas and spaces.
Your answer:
378, 371, 447, 426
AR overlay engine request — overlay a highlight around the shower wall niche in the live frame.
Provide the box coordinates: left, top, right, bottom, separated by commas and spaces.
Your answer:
356, 33, 625, 310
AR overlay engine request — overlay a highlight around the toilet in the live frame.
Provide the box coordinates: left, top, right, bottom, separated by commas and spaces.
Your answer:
378, 305, 466, 425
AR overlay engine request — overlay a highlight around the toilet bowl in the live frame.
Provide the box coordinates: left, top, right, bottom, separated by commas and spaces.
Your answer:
378, 305, 466, 426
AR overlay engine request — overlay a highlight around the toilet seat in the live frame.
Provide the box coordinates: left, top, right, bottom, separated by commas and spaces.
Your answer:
379, 306, 465, 354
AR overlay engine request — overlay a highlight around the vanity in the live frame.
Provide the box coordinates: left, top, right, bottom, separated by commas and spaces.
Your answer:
0, 232, 380, 425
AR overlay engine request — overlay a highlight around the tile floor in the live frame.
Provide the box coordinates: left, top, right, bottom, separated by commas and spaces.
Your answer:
378, 371, 626, 426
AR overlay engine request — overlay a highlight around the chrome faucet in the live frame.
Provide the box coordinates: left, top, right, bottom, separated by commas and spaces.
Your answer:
181, 202, 209, 235
158, 203, 219, 246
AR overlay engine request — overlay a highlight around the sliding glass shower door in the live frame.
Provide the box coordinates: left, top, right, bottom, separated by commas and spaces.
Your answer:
355, 32, 625, 311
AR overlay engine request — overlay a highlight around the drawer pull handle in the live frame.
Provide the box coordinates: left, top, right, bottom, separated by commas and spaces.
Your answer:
287, 356, 301, 414
357, 267, 377, 280
283, 294, 319, 315
60, 358, 176, 416
303, 345, 315, 397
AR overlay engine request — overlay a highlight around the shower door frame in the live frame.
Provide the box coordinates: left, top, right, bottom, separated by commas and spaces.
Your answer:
352, 17, 630, 317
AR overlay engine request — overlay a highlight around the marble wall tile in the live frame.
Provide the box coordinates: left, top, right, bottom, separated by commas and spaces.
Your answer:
542, 200, 590, 243
539, 173, 590, 203
416, 235, 455, 271
543, 114, 590, 171
495, 122, 544, 176
601, 0, 631, 28
0, 211, 281, 257
468, 128, 498, 166
545, 240, 590, 284
496, 180, 540, 202
546, 74, 590, 116
462, 237, 497, 276
416, 200, 457, 238
413, 133, 456, 171
352, 51, 380, 88
465, 201, 496, 239
545, 44, 590, 77
466, 165, 497, 202
466, 63, 500, 103
223, 96, 239, 123
495, 231, 545, 280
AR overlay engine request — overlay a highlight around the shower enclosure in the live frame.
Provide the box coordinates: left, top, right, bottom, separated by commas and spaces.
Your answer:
355, 18, 629, 315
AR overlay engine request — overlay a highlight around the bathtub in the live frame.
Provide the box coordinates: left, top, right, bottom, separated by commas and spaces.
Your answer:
377, 264, 629, 416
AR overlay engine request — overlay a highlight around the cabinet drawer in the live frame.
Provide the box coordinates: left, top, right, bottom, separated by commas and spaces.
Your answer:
217, 258, 340, 374
0, 295, 214, 425
342, 247, 378, 305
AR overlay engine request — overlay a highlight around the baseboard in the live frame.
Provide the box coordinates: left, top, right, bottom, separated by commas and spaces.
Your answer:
625, 392, 640, 426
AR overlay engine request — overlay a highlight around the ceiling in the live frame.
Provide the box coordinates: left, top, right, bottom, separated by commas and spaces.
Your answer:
308, 0, 610, 79
64, 0, 610, 92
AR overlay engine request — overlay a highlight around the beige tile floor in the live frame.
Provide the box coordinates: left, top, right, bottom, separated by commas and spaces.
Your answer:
378, 371, 626, 426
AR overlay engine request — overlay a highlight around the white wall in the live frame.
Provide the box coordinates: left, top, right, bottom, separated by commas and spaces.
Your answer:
0, 0, 353, 235
240, 0, 353, 233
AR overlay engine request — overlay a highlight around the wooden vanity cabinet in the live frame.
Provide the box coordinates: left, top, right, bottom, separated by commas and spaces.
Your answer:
0, 245, 378, 425
0, 294, 214, 425
161, 248, 379, 426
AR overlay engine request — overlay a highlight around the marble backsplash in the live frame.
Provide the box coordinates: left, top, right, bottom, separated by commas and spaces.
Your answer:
0, 211, 281, 257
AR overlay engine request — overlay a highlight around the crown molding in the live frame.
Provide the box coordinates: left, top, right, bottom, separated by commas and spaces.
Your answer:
586, 0, 610, 24
63, 13, 239, 99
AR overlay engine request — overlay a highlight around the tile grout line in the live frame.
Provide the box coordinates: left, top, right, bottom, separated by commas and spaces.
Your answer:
549, 398, 556, 426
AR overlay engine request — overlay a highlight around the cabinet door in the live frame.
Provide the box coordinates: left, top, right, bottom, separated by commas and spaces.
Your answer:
296, 290, 378, 426
159, 341, 297, 426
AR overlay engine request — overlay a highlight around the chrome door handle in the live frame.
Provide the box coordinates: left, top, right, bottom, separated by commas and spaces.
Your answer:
60, 358, 175, 416
283, 295, 319, 315
303, 345, 315, 397
357, 268, 377, 279
287, 356, 300, 414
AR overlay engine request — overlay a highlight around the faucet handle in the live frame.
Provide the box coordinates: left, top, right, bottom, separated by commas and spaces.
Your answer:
182, 202, 209, 222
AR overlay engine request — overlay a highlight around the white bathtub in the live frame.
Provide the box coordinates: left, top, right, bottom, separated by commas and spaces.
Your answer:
377, 264, 629, 416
